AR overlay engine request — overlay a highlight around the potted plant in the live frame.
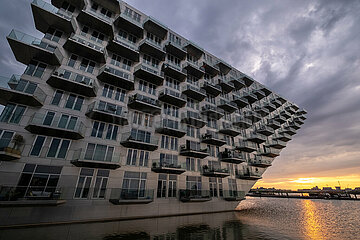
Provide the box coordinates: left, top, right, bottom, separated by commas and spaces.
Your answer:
8, 134, 24, 155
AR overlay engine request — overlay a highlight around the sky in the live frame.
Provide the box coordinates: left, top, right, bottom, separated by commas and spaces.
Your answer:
0, 0, 359, 190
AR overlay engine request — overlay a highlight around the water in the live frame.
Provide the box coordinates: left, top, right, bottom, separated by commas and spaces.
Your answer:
1, 197, 360, 240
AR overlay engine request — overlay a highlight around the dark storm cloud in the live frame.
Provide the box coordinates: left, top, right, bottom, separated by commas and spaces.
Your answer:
0, 0, 359, 181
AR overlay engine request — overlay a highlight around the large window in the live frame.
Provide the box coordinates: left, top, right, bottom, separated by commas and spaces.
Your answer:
0, 130, 14, 150
186, 176, 202, 191
44, 27, 63, 43
24, 60, 46, 78
121, 171, 147, 198
51, 90, 64, 106
209, 177, 218, 197
79, 58, 96, 74
91, 121, 118, 141
110, 53, 132, 71
16, 164, 62, 198
186, 125, 200, 139
126, 149, 149, 167
47, 138, 70, 159
132, 111, 153, 127
165, 76, 180, 91
74, 168, 110, 199
0, 103, 26, 124
84, 143, 114, 162
186, 157, 196, 171
160, 135, 178, 151
30, 135, 46, 156
138, 80, 156, 95
157, 174, 177, 198
65, 94, 84, 111
159, 153, 178, 167
163, 104, 179, 117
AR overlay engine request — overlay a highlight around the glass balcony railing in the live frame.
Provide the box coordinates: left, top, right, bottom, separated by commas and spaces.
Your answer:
151, 159, 186, 171
179, 189, 211, 202
0, 75, 46, 105
109, 189, 154, 202
73, 148, 121, 165
121, 130, 159, 146
98, 65, 133, 82
27, 113, 85, 137
129, 94, 161, 108
222, 190, 245, 200
114, 35, 139, 52
87, 7, 112, 24
69, 33, 104, 53
202, 165, 230, 176
32, 0, 72, 20
141, 37, 163, 51
9, 29, 57, 53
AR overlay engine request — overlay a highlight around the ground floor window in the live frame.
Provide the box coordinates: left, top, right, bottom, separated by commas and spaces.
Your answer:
121, 171, 147, 199
74, 168, 109, 199
157, 174, 177, 198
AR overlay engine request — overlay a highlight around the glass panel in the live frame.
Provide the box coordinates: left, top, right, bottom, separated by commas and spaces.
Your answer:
47, 138, 60, 157
57, 140, 70, 159
9, 105, 25, 124
30, 136, 46, 156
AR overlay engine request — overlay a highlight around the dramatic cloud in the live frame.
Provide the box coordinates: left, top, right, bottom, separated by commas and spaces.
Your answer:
0, 0, 359, 188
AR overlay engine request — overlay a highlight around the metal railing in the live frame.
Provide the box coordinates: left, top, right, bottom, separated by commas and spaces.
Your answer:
159, 88, 186, 100
86, 7, 112, 23
121, 130, 159, 145
155, 119, 186, 132
151, 159, 186, 170
222, 190, 245, 199
181, 83, 206, 94
114, 35, 138, 51
202, 165, 229, 174
69, 33, 104, 52
52, 68, 97, 89
87, 101, 127, 117
135, 63, 164, 77
129, 93, 161, 107
98, 65, 133, 82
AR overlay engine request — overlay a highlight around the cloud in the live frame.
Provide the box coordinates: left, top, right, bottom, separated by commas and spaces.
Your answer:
0, 0, 359, 188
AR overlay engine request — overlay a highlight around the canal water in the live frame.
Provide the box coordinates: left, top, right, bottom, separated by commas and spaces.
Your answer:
1, 197, 360, 240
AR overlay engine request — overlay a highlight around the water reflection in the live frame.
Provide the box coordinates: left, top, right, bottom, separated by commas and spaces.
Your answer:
302, 200, 324, 240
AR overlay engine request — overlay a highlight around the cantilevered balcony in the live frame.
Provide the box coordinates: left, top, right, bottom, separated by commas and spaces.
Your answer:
282, 126, 297, 136
219, 150, 245, 164
274, 133, 292, 142
155, 119, 186, 138
218, 122, 241, 136
273, 115, 287, 124
151, 160, 186, 175
285, 106, 296, 114
259, 147, 281, 158
139, 38, 166, 60
297, 114, 307, 121
71, 149, 121, 170
182, 62, 205, 79
109, 189, 154, 205
201, 81, 222, 96
97, 65, 134, 90
271, 99, 283, 108
233, 116, 252, 129
158, 88, 186, 107
241, 75, 254, 87
128, 94, 162, 115
294, 117, 305, 125
289, 122, 301, 130
181, 111, 206, 128
143, 16, 168, 39
267, 119, 281, 130
181, 83, 207, 101
245, 133, 266, 144
201, 59, 220, 76
25, 113, 85, 140
7, 29, 63, 66
113, 11, 143, 38
249, 157, 272, 168
256, 126, 274, 136
63, 33, 105, 63
31, 0, 75, 34
0, 75, 45, 107
254, 106, 270, 117
217, 98, 238, 113
162, 62, 187, 81
165, 40, 187, 60
86, 101, 128, 125
185, 41, 204, 59
201, 104, 224, 120
241, 91, 258, 104
107, 35, 139, 62
92, 0, 120, 15
253, 89, 266, 100
230, 77, 245, 90
51, 0, 85, 10
217, 79, 235, 93
179, 143, 209, 158
0, 134, 23, 161
277, 96, 287, 105
47, 68, 97, 97
201, 132, 226, 146
235, 141, 257, 153
266, 140, 286, 149
133, 63, 164, 86
236, 170, 262, 180
263, 103, 277, 112
179, 189, 211, 202
297, 108, 307, 115
231, 94, 249, 108
202, 165, 230, 178
280, 110, 291, 119
77, 8, 113, 36
120, 130, 159, 151
244, 111, 262, 123
216, 60, 232, 75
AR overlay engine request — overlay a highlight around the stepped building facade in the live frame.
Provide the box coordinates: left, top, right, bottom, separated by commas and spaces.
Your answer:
0, 0, 306, 226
